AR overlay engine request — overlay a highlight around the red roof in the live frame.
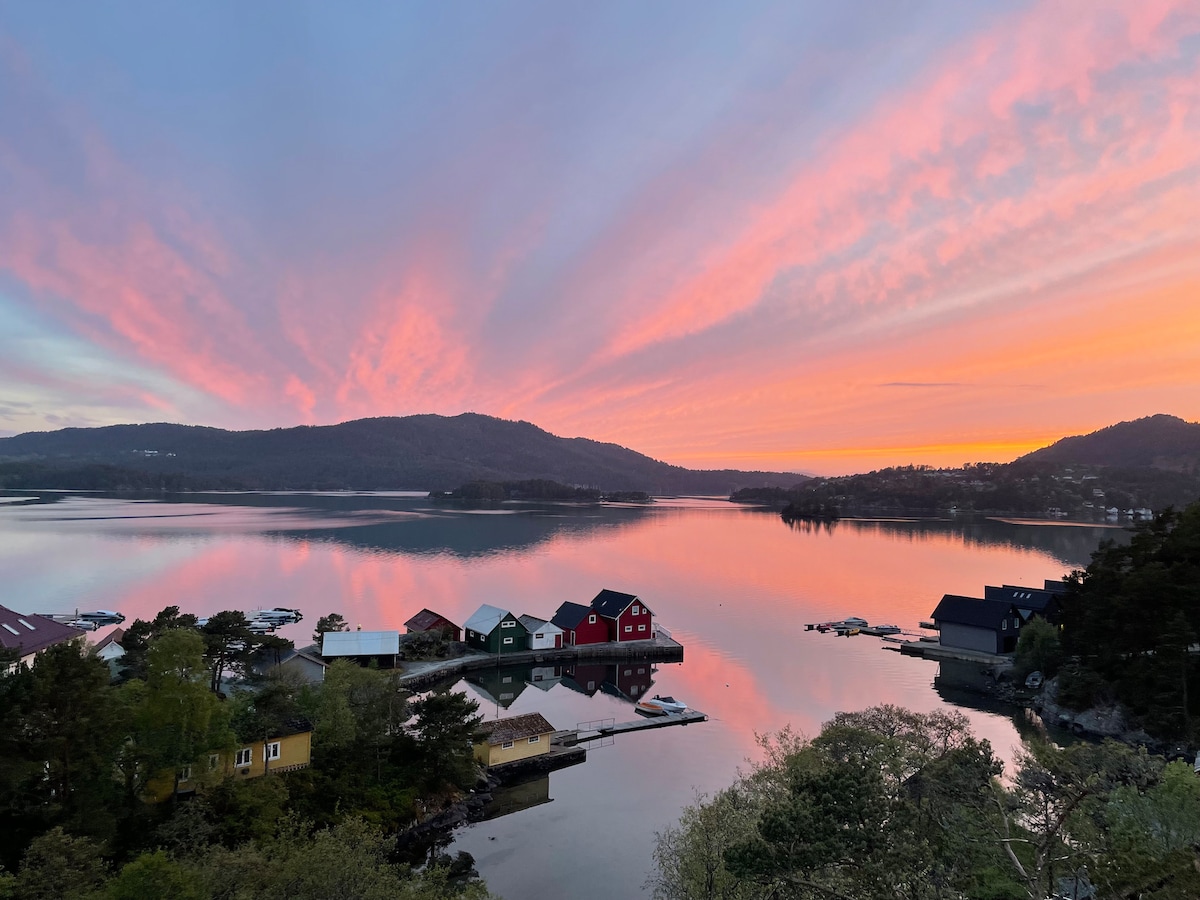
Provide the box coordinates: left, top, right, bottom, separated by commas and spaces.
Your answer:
0, 605, 84, 658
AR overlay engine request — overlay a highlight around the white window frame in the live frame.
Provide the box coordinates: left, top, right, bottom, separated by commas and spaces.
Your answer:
632, 605, 640, 615
638, 624, 647, 632
527, 735, 540, 744
267, 741, 281, 761
1001, 620, 1008, 631
503, 636, 514, 645
624, 625, 632, 633
502, 740, 514, 749
501, 620, 516, 628
588, 614, 596, 624
179, 766, 191, 783
235, 747, 253, 767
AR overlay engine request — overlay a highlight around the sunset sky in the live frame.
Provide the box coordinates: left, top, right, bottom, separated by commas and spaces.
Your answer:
2, 1, 1198, 475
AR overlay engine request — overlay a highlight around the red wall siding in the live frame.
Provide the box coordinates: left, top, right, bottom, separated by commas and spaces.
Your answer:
606, 604, 653, 642
570, 614, 610, 645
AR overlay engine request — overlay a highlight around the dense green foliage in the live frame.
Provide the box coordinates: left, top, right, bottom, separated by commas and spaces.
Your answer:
0, 413, 798, 493
1058, 500, 1200, 740
651, 706, 1200, 900
0, 617, 492, 898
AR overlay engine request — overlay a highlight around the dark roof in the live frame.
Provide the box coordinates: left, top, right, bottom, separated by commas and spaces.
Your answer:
1043, 579, 1069, 594
94, 627, 126, 652
404, 608, 459, 632
477, 712, 556, 745
267, 716, 315, 740
551, 601, 593, 629
930, 595, 1015, 629
591, 589, 640, 618
0, 605, 84, 657
984, 585, 1060, 611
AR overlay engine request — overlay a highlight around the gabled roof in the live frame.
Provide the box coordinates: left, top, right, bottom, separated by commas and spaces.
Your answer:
930, 595, 1015, 630
321, 630, 400, 657
518, 614, 562, 635
591, 589, 641, 618
550, 601, 592, 630
477, 712, 556, 746
0, 604, 84, 657
464, 604, 513, 634
94, 626, 126, 652
404, 608, 459, 632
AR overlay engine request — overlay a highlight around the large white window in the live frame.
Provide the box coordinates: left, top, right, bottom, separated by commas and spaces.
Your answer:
267, 742, 281, 761
235, 748, 253, 767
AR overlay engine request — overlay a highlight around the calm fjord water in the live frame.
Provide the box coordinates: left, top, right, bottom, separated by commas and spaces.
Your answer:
0, 492, 1116, 899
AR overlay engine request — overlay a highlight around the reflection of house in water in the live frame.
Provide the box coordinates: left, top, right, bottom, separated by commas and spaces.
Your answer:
526, 665, 562, 691
465, 666, 528, 708
600, 662, 655, 701
559, 663, 610, 696
480, 775, 552, 821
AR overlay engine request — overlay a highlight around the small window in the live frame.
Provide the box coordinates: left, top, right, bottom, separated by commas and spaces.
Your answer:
528, 735, 540, 744
1002, 620, 1008, 631
632, 605, 640, 615
624, 668, 632, 675
502, 675, 512, 683
179, 766, 191, 783
235, 748, 253, 767
502, 741, 514, 749
638, 624, 647, 631
209, 754, 220, 771
501, 620, 515, 628
500, 692, 514, 700
637, 667, 645, 674
588, 614, 596, 624
267, 742, 281, 761
503, 637, 513, 645
624, 625, 632, 633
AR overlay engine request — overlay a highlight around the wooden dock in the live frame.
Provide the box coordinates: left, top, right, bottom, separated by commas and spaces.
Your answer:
553, 709, 708, 746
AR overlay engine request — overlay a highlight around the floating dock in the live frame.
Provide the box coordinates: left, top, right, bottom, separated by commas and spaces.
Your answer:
552, 709, 708, 746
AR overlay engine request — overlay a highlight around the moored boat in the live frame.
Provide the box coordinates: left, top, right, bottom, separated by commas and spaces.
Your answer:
635, 694, 687, 716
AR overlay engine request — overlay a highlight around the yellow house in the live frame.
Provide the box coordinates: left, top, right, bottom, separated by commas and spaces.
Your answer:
473, 712, 556, 767
146, 718, 313, 802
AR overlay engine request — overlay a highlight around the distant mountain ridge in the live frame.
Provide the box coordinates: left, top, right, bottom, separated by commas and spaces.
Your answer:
1018, 414, 1200, 472
0, 413, 804, 494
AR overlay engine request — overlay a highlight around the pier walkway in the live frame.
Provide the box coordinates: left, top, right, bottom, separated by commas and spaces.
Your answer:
553, 709, 708, 746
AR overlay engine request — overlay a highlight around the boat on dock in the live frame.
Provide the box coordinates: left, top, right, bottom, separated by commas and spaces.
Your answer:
635, 694, 687, 716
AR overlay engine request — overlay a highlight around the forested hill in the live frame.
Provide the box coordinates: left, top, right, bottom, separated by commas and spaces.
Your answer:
0, 413, 804, 494
1019, 414, 1200, 471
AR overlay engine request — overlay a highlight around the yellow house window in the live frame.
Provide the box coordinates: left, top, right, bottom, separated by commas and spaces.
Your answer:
501, 741, 514, 749
267, 742, 281, 761
528, 735, 540, 744
235, 748, 253, 767
209, 754, 219, 771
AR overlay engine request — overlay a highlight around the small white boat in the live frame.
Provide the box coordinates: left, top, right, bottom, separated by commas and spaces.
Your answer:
69, 619, 99, 631
636, 694, 687, 715
841, 616, 868, 627
874, 624, 902, 634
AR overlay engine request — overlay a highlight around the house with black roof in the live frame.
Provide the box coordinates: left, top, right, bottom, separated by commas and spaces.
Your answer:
983, 584, 1063, 626
590, 588, 654, 643
550, 600, 609, 646
930, 594, 1025, 654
